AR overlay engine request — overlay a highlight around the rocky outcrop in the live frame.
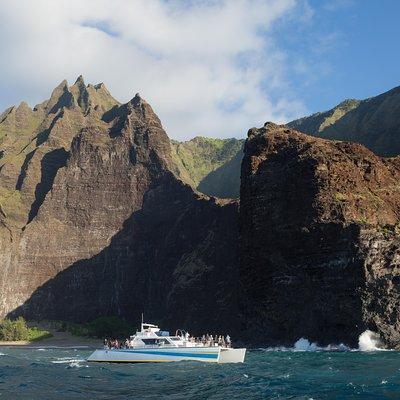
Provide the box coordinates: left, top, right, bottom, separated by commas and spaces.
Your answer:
240, 123, 400, 347
0, 78, 239, 334
288, 86, 400, 157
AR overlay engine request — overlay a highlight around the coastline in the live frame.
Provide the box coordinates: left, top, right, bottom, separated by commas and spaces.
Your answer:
0, 330, 101, 348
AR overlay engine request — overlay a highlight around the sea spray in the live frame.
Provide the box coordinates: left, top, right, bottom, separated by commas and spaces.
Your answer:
358, 330, 384, 351
293, 338, 349, 352
291, 331, 387, 352
294, 338, 319, 351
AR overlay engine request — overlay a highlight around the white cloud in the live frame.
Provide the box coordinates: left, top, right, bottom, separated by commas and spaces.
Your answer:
0, 0, 307, 140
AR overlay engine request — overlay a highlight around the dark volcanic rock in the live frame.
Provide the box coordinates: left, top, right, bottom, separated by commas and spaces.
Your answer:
10, 174, 239, 334
0, 78, 239, 334
240, 122, 400, 348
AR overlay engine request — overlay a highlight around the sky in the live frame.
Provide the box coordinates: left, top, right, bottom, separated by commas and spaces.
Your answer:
0, 0, 399, 140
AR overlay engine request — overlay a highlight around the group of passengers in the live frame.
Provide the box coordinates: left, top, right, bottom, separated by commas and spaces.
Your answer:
185, 333, 231, 347
201, 334, 231, 347
103, 334, 232, 349
104, 338, 132, 349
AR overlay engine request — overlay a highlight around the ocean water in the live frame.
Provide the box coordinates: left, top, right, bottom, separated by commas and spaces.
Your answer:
0, 347, 400, 399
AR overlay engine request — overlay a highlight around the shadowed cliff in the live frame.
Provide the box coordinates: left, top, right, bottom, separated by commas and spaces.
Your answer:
240, 122, 400, 347
9, 173, 239, 334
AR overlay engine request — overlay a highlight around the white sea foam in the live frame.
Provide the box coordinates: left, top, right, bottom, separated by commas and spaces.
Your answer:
293, 338, 349, 352
258, 331, 390, 352
52, 358, 85, 364
68, 361, 86, 368
259, 340, 349, 352
52, 358, 87, 368
0, 352, 5, 356
294, 338, 319, 351
358, 330, 384, 351
290, 330, 387, 352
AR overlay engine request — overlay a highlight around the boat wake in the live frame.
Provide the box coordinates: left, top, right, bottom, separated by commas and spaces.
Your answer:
52, 358, 87, 368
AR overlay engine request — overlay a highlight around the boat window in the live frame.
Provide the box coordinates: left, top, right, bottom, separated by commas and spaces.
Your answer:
155, 331, 170, 337
169, 337, 181, 341
141, 339, 159, 345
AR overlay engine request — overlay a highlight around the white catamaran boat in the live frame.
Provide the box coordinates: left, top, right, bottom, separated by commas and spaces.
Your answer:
87, 322, 246, 364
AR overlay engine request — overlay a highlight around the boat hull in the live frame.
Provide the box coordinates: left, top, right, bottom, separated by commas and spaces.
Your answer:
87, 347, 246, 363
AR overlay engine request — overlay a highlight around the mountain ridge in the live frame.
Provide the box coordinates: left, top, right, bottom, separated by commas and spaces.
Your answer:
288, 85, 400, 156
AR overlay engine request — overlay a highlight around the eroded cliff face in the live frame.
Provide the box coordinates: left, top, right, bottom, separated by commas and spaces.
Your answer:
0, 78, 239, 334
240, 123, 400, 347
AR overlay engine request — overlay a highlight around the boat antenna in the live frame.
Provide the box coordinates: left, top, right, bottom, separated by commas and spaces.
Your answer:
141, 313, 144, 331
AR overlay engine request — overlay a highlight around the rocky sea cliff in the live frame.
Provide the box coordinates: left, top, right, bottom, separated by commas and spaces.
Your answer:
1, 78, 399, 348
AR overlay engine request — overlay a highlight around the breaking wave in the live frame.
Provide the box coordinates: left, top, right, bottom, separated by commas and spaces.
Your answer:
294, 338, 349, 352
258, 339, 349, 352
260, 330, 386, 352
358, 330, 385, 351
292, 330, 386, 352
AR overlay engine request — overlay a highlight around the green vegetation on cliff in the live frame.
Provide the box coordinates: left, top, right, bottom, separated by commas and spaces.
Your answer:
0, 76, 119, 231
171, 136, 243, 198
0, 317, 52, 341
288, 86, 400, 157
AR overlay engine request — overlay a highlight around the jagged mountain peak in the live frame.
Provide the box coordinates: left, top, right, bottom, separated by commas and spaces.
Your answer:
40, 79, 73, 114
17, 101, 31, 111
128, 93, 144, 107
73, 74, 85, 86
123, 93, 158, 122
29, 77, 119, 116
0, 77, 175, 230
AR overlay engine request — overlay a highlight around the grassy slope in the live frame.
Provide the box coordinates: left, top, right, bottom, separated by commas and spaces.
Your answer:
288, 86, 400, 157
171, 137, 244, 199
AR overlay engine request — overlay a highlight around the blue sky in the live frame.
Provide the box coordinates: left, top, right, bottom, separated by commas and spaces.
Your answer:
272, 0, 400, 114
0, 0, 398, 139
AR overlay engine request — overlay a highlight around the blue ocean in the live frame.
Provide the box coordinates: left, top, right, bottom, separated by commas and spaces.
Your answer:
1, 347, 400, 399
